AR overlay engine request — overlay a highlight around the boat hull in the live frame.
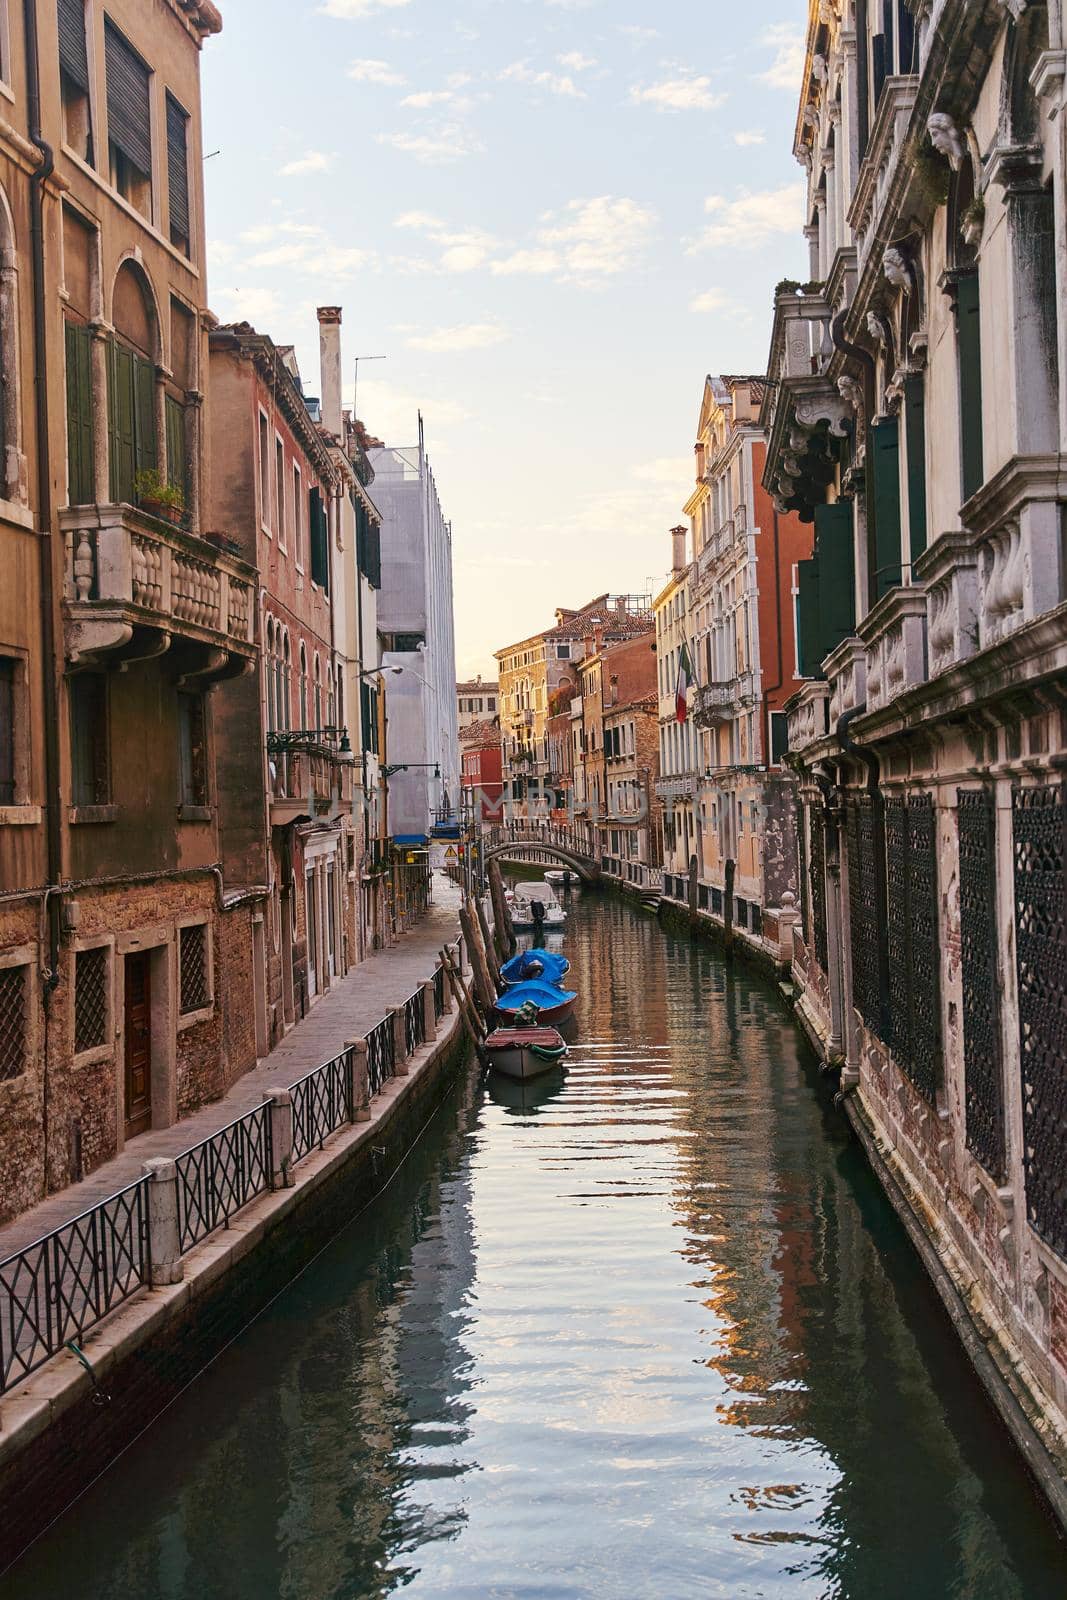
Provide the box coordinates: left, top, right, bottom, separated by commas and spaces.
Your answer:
493, 993, 576, 1027
485, 1026, 568, 1081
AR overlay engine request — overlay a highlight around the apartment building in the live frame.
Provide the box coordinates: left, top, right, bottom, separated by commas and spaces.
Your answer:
654, 532, 699, 908
456, 676, 497, 736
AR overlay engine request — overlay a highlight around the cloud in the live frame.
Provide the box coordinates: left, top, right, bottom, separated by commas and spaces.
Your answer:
347, 58, 406, 85
317, 0, 411, 16
538, 195, 657, 281
619, 24, 659, 42
733, 129, 765, 147
278, 149, 334, 177
376, 123, 484, 163
630, 74, 725, 112
558, 51, 597, 71
499, 60, 585, 98
689, 288, 731, 313
394, 210, 445, 230
757, 23, 804, 91
400, 88, 462, 107
692, 182, 806, 249
240, 220, 326, 244
211, 285, 283, 327
489, 247, 561, 276
407, 322, 510, 353
390, 212, 498, 272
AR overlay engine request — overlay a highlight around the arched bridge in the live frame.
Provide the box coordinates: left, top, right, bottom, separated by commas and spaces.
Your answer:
484, 825, 601, 885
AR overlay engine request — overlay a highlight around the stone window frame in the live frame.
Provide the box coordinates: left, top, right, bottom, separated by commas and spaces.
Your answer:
70, 934, 116, 1069
257, 406, 272, 539
175, 914, 214, 1031
0, 643, 40, 827
0, 943, 38, 1087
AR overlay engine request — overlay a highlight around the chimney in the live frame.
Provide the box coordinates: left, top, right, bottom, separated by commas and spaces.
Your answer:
317, 306, 343, 437
671, 524, 688, 574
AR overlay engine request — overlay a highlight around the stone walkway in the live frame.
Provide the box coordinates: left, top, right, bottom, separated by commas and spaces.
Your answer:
0, 879, 462, 1260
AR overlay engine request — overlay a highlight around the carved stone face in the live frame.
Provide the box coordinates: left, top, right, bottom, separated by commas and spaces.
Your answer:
883, 247, 911, 291
927, 112, 964, 171
866, 312, 887, 345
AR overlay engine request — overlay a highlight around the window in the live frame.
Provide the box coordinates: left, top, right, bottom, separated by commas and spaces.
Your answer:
292, 465, 303, 566
104, 21, 152, 217
165, 93, 190, 255
275, 438, 286, 549
309, 484, 330, 591
0, 656, 14, 804
258, 412, 270, 530
108, 323, 157, 508
488, 697, 496, 712
178, 692, 207, 808
58, 0, 93, 161
74, 946, 109, 1054
0, 962, 28, 1081
70, 673, 110, 807
165, 393, 187, 503
179, 923, 209, 1014
64, 320, 95, 507
557, 644, 571, 660
299, 644, 308, 729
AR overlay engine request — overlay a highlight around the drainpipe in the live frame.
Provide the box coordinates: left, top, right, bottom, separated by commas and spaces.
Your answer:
25, 0, 61, 1187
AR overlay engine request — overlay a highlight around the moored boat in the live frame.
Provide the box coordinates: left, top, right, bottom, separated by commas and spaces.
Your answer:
493, 977, 577, 1027
510, 896, 566, 930
485, 1024, 569, 1081
500, 948, 571, 984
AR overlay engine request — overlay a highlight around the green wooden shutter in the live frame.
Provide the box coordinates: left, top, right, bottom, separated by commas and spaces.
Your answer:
904, 373, 928, 563
957, 271, 984, 502
796, 558, 822, 678
310, 487, 329, 591
133, 353, 157, 478
165, 394, 187, 500
869, 417, 903, 600
65, 321, 94, 506
108, 341, 136, 504
815, 501, 856, 654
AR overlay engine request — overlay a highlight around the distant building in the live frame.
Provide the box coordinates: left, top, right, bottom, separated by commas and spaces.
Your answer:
456, 676, 498, 735
655, 534, 699, 907
369, 423, 460, 844
460, 719, 504, 824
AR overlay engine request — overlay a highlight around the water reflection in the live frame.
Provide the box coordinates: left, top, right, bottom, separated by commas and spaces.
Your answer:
8, 894, 1065, 1599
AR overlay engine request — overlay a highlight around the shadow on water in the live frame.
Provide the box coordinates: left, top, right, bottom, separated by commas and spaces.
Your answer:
8, 891, 1066, 1600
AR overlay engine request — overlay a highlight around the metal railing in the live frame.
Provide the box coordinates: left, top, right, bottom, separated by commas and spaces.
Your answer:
291, 1048, 353, 1162
0, 953, 463, 1395
0, 1178, 149, 1393
175, 1105, 273, 1254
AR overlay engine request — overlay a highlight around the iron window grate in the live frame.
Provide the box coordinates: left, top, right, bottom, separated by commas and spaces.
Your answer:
74, 947, 108, 1054
179, 925, 209, 1015
0, 965, 27, 1081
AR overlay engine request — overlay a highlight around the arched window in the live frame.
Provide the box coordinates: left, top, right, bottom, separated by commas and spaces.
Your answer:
282, 633, 291, 730
313, 655, 322, 731
0, 186, 24, 505
109, 260, 160, 506
299, 644, 308, 731
265, 618, 276, 730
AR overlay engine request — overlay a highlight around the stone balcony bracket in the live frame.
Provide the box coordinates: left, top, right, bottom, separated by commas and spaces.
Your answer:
914, 528, 981, 677
785, 680, 832, 754
858, 585, 930, 713
959, 456, 1067, 658
825, 637, 869, 725
61, 502, 256, 679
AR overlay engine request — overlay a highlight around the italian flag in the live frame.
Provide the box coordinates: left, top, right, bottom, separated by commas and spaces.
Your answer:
675, 640, 693, 725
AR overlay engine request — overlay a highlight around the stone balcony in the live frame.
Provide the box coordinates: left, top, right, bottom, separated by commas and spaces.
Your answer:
61, 503, 256, 681
825, 637, 867, 726
858, 586, 929, 714
267, 728, 354, 825
655, 772, 700, 801
785, 681, 830, 754
916, 456, 1067, 679
847, 76, 919, 269
693, 670, 756, 728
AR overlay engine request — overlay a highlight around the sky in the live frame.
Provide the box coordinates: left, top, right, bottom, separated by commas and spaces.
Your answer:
202, 0, 809, 680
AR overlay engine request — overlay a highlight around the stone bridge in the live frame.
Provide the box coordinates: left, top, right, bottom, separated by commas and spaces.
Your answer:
484, 826, 601, 885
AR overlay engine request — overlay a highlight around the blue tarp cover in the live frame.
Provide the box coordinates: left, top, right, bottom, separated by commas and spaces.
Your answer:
495, 978, 577, 1013
500, 949, 571, 985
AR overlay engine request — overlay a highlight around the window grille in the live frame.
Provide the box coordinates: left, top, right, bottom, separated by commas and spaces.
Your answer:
179, 924, 209, 1014
74, 947, 108, 1053
846, 796, 884, 1037
884, 794, 942, 1102
958, 790, 1005, 1180
0, 965, 27, 1081
809, 807, 828, 972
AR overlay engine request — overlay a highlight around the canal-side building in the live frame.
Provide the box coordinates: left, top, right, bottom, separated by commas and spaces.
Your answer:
456, 676, 497, 737
0, 0, 270, 1223
601, 692, 661, 890
460, 718, 503, 824
654, 530, 699, 908
687, 375, 809, 949
767, 0, 1067, 1488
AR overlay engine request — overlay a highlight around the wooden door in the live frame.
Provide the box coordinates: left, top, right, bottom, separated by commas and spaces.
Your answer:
124, 952, 152, 1139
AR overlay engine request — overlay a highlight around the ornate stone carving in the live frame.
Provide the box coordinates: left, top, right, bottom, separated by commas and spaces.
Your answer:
794, 391, 851, 437
883, 246, 913, 293
927, 112, 965, 171
837, 373, 864, 421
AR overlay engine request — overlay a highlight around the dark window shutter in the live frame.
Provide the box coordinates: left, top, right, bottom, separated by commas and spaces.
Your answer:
108, 341, 136, 504
165, 394, 187, 499
65, 320, 95, 506
796, 557, 822, 678
869, 417, 902, 599
59, 0, 90, 94
0, 658, 14, 805
871, 32, 887, 111
815, 501, 856, 651
166, 94, 190, 246
957, 270, 984, 501
134, 353, 157, 477
310, 487, 330, 591
904, 373, 928, 563
105, 21, 152, 177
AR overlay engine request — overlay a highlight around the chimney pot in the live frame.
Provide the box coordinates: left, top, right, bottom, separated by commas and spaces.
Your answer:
317, 306, 343, 436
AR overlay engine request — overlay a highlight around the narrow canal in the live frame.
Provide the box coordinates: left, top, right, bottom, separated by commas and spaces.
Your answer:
9, 890, 1066, 1599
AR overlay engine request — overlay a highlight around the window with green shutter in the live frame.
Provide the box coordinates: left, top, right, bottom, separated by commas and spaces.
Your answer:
309, 486, 330, 592
795, 502, 855, 679
165, 394, 187, 501
65, 320, 95, 506
957, 270, 984, 502
796, 556, 822, 678
108, 339, 157, 505
868, 417, 903, 601
904, 373, 928, 563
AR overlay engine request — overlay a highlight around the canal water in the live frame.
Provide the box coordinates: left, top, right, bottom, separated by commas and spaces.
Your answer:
9, 890, 1066, 1599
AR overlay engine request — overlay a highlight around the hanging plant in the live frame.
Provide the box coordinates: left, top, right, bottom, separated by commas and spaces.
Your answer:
914, 142, 952, 208
960, 195, 985, 248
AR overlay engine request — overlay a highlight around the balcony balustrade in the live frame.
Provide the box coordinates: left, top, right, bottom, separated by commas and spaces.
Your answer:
847, 78, 919, 269
858, 587, 929, 714
693, 670, 755, 728
267, 727, 353, 821
785, 681, 831, 754
61, 503, 255, 680
825, 637, 868, 727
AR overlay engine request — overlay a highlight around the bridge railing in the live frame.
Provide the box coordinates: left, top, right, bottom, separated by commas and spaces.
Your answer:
484, 822, 597, 863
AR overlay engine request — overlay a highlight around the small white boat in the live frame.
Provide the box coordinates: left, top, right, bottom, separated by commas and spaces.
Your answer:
544, 869, 579, 889
510, 896, 566, 930
485, 1024, 569, 1081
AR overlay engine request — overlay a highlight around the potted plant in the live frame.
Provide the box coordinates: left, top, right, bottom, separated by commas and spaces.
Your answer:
133, 468, 185, 526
